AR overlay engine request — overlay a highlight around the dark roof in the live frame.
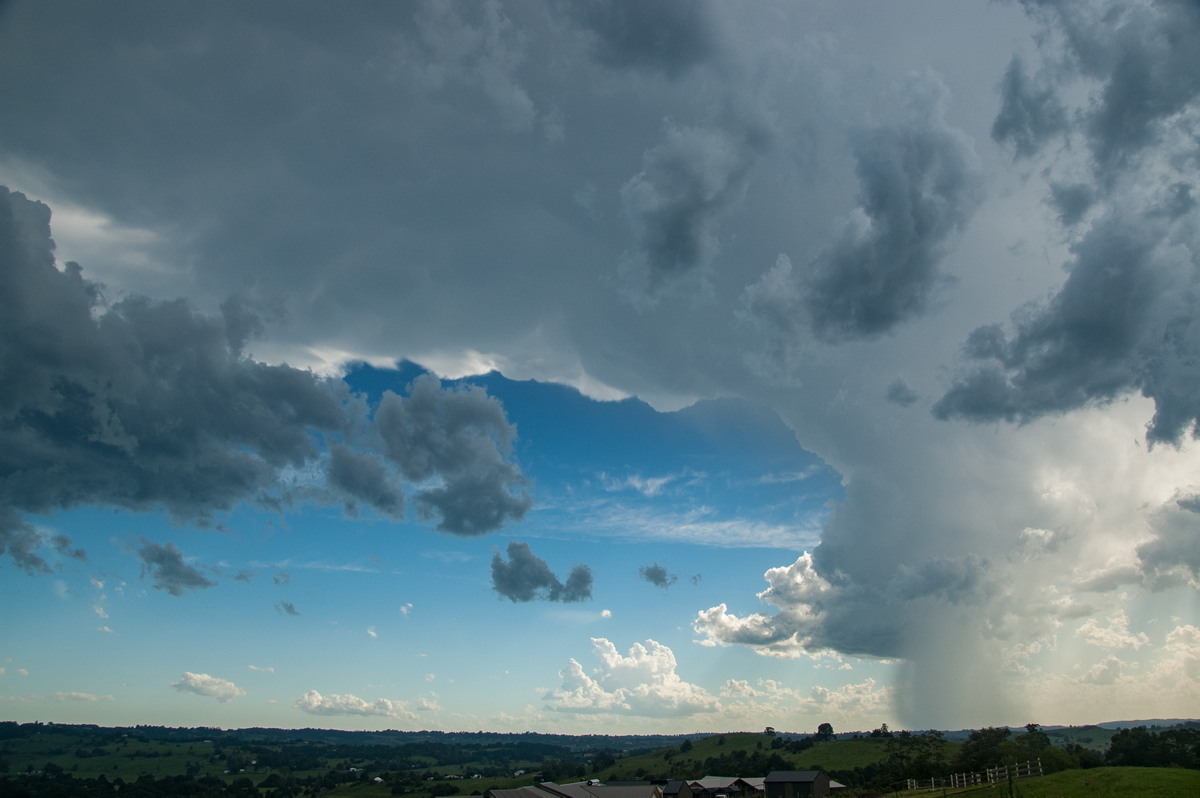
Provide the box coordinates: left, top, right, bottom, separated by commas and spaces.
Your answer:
763, 772, 824, 783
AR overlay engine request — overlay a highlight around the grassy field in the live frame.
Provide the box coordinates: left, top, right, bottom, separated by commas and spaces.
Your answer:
893, 767, 1200, 798
593, 732, 948, 780
7, 725, 1200, 798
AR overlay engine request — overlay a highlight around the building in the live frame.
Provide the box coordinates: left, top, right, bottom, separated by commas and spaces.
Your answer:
763, 771, 831, 798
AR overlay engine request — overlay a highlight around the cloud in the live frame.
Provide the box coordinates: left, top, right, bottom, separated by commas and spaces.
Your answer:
1034, 0, 1200, 176
0, 187, 533, 572
53, 691, 115, 702
933, 208, 1196, 443
275, 601, 299, 616
803, 678, 895, 724
296, 689, 417, 720
991, 54, 1067, 159
638, 562, 677, 589
172, 672, 245, 702
0, 186, 352, 555
693, 552, 837, 659
936, 0, 1200, 445
800, 73, 983, 342
544, 638, 719, 717
375, 376, 530, 536
327, 444, 404, 518
247, 665, 274, 673
0, 513, 81, 575
885, 379, 920, 407
491, 541, 593, 603
1075, 611, 1150, 650
619, 122, 763, 298
739, 72, 983, 360
137, 541, 215, 596
570, 0, 720, 77
1136, 493, 1200, 588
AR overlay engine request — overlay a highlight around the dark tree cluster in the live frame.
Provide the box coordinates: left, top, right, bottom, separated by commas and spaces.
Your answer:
1104, 726, 1200, 768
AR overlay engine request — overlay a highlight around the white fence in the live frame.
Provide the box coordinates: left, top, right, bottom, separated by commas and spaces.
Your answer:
904, 758, 1043, 791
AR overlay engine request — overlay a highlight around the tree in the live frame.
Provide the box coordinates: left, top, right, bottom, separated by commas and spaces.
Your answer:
884, 730, 947, 782
816, 723, 834, 742
952, 727, 1012, 772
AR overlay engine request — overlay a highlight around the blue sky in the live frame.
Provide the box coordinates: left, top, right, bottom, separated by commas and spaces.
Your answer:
3, 0, 1200, 735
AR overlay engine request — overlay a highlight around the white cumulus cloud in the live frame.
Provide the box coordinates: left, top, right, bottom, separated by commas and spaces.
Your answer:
545, 638, 719, 718
171, 672, 246, 702
296, 689, 418, 720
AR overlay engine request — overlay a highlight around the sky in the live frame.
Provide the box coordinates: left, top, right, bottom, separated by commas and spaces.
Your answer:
2, 0, 1200, 737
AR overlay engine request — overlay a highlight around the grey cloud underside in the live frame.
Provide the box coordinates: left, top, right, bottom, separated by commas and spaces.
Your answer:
570, 0, 720, 77
885, 379, 920, 407
137, 541, 215, 597
491, 541, 593, 603
803, 77, 984, 341
0, 187, 530, 572
1136, 496, 1200, 588
991, 55, 1067, 159
620, 122, 763, 298
740, 74, 984, 353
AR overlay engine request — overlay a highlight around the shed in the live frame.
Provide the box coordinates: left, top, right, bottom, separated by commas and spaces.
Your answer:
763, 771, 831, 798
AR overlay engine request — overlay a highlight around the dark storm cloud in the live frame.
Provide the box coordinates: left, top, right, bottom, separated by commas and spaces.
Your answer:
137, 541, 215, 596
569, 0, 720, 77
885, 379, 920, 407
888, 555, 989, 604
0, 187, 532, 572
991, 55, 1067, 159
1015, 0, 1200, 176
803, 76, 983, 341
0, 512, 56, 574
937, 4, 1200, 443
376, 376, 530, 536
619, 122, 763, 297
0, 187, 352, 531
327, 444, 405, 518
1048, 182, 1096, 227
1132, 493, 1200, 589
934, 208, 1200, 444
638, 562, 677, 589
491, 541, 593, 603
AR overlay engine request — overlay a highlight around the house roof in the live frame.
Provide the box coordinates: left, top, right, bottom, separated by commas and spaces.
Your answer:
539, 782, 660, 798
689, 776, 741, 790
489, 788, 556, 798
763, 771, 825, 783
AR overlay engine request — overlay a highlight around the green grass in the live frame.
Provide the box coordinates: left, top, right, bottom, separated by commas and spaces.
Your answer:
891, 767, 1200, 798
1010, 766, 1200, 798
